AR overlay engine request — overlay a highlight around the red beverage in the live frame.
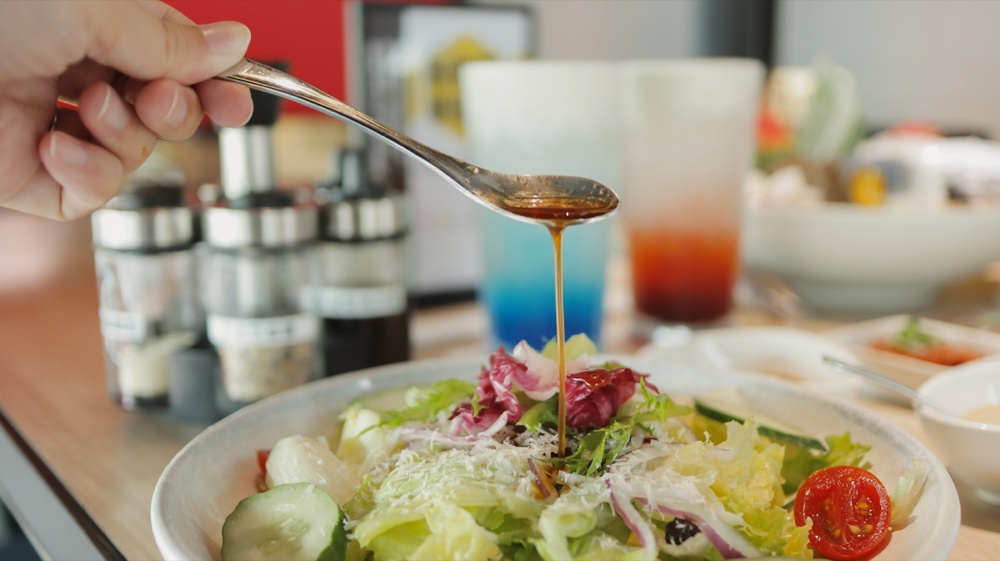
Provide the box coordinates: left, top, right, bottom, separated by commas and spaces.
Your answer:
629, 226, 739, 323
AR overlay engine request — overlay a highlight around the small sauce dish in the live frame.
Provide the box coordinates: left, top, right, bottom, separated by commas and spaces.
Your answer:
918, 361, 1000, 505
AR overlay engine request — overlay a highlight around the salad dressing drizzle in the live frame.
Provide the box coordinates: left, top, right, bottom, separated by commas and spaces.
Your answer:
496, 195, 617, 456
550, 225, 567, 456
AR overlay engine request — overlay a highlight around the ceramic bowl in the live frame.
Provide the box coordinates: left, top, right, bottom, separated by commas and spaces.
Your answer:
636, 326, 862, 398
918, 360, 1000, 505
743, 204, 1000, 312
825, 315, 1000, 391
151, 357, 960, 560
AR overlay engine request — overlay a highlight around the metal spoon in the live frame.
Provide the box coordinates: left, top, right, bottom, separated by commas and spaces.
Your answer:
217, 58, 620, 226
821, 356, 958, 417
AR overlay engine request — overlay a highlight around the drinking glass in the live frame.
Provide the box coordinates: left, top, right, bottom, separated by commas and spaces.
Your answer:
621, 59, 763, 324
461, 61, 620, 349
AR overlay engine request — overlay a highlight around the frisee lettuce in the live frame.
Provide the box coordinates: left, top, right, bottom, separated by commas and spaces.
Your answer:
374, 379, 475, 429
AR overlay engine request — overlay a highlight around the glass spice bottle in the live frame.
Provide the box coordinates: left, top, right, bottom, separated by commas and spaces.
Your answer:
314, 150, 410, 376
92, 186, 201, 410
202, 194, 321, 413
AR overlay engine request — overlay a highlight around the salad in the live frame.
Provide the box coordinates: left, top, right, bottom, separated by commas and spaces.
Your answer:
220, 335, 926, 561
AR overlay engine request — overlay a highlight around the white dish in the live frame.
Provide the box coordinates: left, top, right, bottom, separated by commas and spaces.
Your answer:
743, 204, 1000, 311
151, 356, 960, 561
824, 315, 1000, 391
636, 326, 863, 398
918, 360, 1000, 505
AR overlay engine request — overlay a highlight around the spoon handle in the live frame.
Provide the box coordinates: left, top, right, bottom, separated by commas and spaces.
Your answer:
822, 356, 957, 417
217, 58, 475, 193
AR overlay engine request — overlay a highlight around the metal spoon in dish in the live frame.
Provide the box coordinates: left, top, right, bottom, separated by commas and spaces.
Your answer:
821, 356, 958, 417
216, 58, 620, 227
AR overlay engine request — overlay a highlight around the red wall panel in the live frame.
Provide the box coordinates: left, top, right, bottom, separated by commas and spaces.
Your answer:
167, 0, 454, 113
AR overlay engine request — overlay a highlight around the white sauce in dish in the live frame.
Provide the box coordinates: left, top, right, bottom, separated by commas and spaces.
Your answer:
962, 404, 1000, 426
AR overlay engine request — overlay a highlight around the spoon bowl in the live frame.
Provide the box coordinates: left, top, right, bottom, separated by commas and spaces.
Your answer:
217, 59, 620, 226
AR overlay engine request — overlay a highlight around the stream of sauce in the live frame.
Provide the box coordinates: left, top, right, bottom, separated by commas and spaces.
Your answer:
497, 196, 617, 455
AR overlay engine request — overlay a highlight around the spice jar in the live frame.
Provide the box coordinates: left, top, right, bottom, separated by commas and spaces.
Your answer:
314, 150, 410, 376
202, 196, 320, 413
92, 186, 201, 410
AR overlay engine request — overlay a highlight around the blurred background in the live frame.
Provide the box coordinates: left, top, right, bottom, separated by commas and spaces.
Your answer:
8, 0, 1000, 556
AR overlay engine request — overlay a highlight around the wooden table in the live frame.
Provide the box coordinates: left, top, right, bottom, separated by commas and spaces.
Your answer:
0, 213, 998, 560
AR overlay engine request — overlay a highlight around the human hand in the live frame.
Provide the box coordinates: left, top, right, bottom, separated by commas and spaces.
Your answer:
0, 0, 253, 220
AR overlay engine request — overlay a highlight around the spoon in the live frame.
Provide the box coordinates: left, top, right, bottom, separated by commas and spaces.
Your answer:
217, 58, 620, 226
821, 356, 958, 417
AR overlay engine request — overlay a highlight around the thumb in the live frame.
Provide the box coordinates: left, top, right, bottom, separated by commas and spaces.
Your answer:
83, 0, 250, 86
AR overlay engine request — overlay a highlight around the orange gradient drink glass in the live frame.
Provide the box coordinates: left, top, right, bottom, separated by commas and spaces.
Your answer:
621, 60, 763, 323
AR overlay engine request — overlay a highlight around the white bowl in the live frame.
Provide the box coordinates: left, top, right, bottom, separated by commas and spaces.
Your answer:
825, 315, 1000, 391
918, 360, 1000, 505
743, 204, 1000, 311
636, 326, 862, 398
151, 357, 959, 560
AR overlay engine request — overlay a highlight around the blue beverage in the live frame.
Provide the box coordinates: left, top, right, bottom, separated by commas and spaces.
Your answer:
479, 207, 610, 350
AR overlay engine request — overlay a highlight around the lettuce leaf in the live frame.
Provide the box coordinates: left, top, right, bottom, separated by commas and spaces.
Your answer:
781, 431, 872, 495
541, 333, 598, 360
408, 499, 500, 561
518, 397, 558, 431
890, 457, 927, 522
376, 379, 475, 428
631, 378, 692, 432
559, 421, 632, 476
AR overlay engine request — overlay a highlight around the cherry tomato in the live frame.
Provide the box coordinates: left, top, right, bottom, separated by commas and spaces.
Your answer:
256, 449, 271, 477
794, 465, 890, 560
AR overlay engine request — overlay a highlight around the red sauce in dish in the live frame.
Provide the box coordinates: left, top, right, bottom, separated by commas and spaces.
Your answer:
869, 339, 983, 366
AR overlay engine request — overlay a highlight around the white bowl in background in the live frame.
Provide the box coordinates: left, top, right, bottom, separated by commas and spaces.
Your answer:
636, 326, 862, 397
825, 315, 1000, 391
918, 361, 1000, 505
743, 204, 1000, 312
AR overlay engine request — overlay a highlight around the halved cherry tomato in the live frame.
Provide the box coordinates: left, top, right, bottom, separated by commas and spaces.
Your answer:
794, 465, 890, 560
256, 449, 271, 477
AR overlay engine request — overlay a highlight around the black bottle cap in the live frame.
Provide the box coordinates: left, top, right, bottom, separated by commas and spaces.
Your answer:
111, 185, 184, 210
225, 192, 295, 209
245, 61, 290, 127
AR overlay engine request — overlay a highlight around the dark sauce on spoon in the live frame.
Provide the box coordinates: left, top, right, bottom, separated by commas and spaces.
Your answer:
498, 195, 617, 456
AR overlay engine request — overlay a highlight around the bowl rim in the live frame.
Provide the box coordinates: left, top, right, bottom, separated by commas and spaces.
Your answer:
152, 355, 961, 561
918, 361, 1000, 433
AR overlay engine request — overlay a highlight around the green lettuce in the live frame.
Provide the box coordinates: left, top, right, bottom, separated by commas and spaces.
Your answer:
408, 499, 501, 561
518, 397, 558, 431
376, 379, 475, 428
541, 333, 598, 360
890, 457, 927, 522
781, 431, 872, 496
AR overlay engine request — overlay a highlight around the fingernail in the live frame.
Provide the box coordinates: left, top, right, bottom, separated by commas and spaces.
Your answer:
162, 87, 187, 127
200, 22, 251, 54
50, 134, 88, 167
97, 85, 130, 130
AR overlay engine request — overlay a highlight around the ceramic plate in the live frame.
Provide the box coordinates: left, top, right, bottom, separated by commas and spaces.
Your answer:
825, 315, 1000, 391
151, 356, 960, 561
636, 326, 863, 398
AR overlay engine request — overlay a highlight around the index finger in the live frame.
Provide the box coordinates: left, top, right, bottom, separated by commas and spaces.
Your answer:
81, 0, 250, 86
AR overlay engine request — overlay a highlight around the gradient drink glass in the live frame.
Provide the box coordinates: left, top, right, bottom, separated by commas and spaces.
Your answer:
461, 62, 619, 349
621, 60, 763, 323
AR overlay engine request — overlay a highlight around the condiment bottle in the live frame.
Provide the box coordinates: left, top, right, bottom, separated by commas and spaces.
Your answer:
203, 80, 322, 413
202, 194, 320, 413
315, 149, 410, 376
92, 185, 201, 410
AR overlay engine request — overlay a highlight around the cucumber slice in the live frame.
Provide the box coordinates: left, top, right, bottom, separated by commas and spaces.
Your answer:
694, 396, 827, 451
222, 483, 348, 561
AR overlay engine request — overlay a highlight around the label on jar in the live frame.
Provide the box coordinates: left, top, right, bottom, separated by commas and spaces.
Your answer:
99, 309, 148, 342
305, 284, 407, 319
207, 314, 320, 348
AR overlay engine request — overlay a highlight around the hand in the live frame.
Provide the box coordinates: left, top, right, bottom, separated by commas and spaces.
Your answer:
0, 0, 253, 220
